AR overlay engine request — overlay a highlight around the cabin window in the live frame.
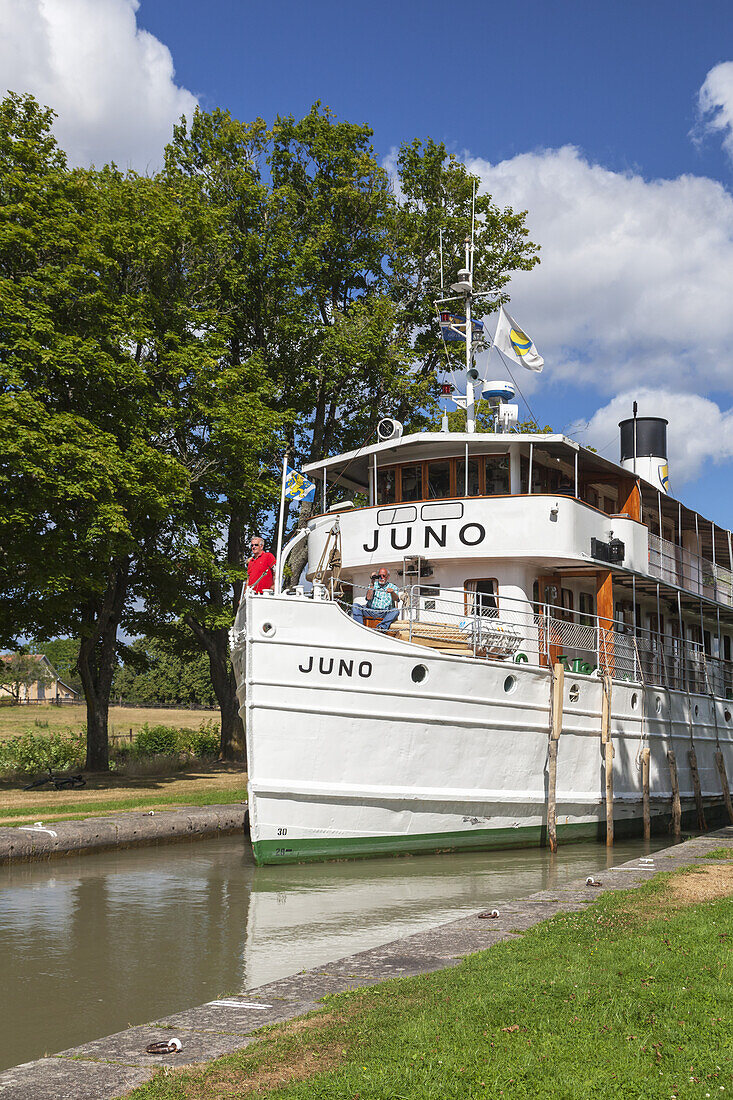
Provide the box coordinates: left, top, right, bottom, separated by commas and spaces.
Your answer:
426, 460, 451, 499
456, 457, 480, 496
542, 581, 560, 607
578, 592, 595, 626
560, 588, 574, 622
465, 578, 498, 617
401, 464, 423, 502
725, 636, 732, 662
484, 455, 510, 495
377, 467, 397, 504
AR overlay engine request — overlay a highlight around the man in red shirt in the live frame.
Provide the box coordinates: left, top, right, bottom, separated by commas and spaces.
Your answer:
247, 536, 277, 594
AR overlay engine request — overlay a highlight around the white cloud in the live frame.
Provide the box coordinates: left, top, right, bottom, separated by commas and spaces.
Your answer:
0, 0, 197, 170
462, 145, 733, 397
573, 388, 733, 488
696, 61, 733, 161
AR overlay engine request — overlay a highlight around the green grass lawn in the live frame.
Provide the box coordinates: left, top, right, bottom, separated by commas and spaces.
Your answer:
0, 765, 246, 827
126, 860, 733, 1100
0, 787, 246, 826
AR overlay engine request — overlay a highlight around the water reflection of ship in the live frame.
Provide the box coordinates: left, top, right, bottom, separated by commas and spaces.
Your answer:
241, 843, 642, 990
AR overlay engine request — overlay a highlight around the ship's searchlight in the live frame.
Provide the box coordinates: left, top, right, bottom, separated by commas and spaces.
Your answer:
377, 418, 403, 442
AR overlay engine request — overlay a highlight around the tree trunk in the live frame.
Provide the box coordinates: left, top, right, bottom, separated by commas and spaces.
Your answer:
77, 560, 129, 772
184, 616, 245, 763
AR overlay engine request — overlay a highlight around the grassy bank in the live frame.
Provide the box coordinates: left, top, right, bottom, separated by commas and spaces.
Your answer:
0, 704, 216, 741
128, 859, 733, 1100
0, 765, 246, 827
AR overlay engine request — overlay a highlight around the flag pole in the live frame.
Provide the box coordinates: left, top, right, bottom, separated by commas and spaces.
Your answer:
274, 454, 288, 594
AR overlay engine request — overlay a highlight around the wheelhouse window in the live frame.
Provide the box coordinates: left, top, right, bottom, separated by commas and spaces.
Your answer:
426, 460, 451, 499
375, 453, 512, 504
401, 465, 422, 502
377, 467, 397, 504
484, 455, 509, 495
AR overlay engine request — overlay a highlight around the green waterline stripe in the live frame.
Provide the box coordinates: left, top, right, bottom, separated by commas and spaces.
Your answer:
252, 802, 729, 865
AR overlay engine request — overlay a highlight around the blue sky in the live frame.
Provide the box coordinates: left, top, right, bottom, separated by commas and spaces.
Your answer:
3, 0, 733, 523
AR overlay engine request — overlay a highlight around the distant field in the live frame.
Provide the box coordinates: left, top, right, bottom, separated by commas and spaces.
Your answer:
0, 704, 218, 740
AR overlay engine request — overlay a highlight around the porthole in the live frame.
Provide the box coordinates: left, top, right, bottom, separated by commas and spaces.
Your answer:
694, 704, 699, 717
655, 697, 662, 715
503, 674, 517, 694
260, 621, 276, 638
411, 664, 428, 684
726, 709, 732, 724
630, 692, 638, 710
569, 683, 580, 703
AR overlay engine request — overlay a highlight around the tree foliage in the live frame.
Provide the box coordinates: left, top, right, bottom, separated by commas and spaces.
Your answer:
113, 637, 216, 708
0, 92, 540, 770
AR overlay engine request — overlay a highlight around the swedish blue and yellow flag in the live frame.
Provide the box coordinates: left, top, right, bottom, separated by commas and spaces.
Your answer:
493, 306, 544, 372
284, 465, 316, 503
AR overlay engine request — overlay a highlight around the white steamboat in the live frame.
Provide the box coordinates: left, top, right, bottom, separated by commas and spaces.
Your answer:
232, 247, 733, 866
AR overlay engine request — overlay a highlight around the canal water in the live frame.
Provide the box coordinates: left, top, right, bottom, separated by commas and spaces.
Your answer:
1, 835, 669, 1072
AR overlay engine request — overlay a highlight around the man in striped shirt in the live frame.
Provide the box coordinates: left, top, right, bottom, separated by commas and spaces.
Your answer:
352, 568, 399, 631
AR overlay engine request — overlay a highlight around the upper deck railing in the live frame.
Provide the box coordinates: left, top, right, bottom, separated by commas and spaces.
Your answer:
333, 582, 733, 697
648, 532, 733, 607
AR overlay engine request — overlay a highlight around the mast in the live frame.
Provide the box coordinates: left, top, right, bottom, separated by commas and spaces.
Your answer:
464, 234, 475, 432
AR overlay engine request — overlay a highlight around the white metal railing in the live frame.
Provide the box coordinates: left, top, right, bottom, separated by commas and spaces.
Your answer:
287, 579, 733, 697
648, 532, 733, 607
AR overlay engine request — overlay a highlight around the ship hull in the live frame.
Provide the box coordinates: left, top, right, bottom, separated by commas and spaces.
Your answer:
234, 593, 733, 866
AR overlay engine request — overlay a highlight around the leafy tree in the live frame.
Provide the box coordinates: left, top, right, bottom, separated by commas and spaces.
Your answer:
113, 636, 216, 707
0, 94, 212, 768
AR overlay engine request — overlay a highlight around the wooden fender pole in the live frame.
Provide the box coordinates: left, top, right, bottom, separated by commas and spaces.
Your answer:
688, 747, 707, 832
667, 750, 682, 841
715, 749, 733, 825
601, 673, 613, 846
642, 747, 651, 841
548, 662, 564, 853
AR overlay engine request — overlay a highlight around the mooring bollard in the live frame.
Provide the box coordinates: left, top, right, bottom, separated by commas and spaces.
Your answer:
547, 662, 564, 854
715, 749, 733, 825
667, 750, 681, 841
688, 746, 706, 832
642, 747, 651, 841
602, 674, 613, 847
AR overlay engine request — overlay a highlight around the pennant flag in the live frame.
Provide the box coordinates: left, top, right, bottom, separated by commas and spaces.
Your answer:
492, 307, 544, 372
439, 311, 484, 343
284, 465, 316, 502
